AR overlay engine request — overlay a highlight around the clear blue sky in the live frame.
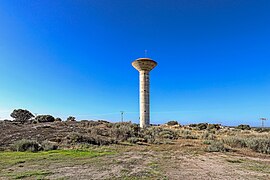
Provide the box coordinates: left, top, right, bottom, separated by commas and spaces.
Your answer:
1, 0, 270, 126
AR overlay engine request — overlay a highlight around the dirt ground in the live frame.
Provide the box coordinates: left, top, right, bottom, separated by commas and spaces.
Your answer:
1, 139, 270, 180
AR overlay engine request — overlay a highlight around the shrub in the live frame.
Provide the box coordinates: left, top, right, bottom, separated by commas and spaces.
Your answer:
245, 138, 270, 154
10, 109, 34, 124
189, 123, 208, 130
167, 121, 179, 126
67, 116, 76, 122
136, 127, 178, 144
178, 130, 198, 139
68, 133, 115, 146
203, 140, 212, 145
207, 141, 228, 152
55, 118, 62, 122
198, 123, 208, 130
223, 137, 247, 148
108, 122, 140, 142
159, 129, 177, 139
11, 139, 41, 152
236, 124, 251, 130
207, 124, 221, 130
180, 129, 191, 135
127, 137, 140, 144
201, 131, 215, 140
98, 120, 110, 124
189, 124, 197, 127
183, 135, 198, 139
222, 136, 270, 154
35, 115, 55, 123
254, 128, 270, 133
41, 140, 58, 151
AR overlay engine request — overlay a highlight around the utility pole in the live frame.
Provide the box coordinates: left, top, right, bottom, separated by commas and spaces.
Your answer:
259, 118, 267, 128
120, 111, 124, 122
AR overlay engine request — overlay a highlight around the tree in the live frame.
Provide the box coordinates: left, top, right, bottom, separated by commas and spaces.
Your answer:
55, 117, 62, 122
10, 109, 34, 123
67, 116, 76, 122
236, 124, 251, 130
35, 115, 55, 123
207, 124, 221, 130
167, 120, 179, 126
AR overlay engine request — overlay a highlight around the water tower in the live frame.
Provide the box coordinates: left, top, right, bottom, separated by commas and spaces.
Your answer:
132, 58, 157, 128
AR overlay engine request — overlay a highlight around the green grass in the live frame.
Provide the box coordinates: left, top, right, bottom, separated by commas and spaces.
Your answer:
8, 170, 52, 179
0, 149, 114, 167
0, 149, 116, 179
246, 163, 270, 174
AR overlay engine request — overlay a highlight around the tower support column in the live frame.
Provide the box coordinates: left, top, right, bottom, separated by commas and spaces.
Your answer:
139, 70, 150, 128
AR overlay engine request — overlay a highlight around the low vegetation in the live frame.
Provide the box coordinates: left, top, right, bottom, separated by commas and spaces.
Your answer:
166, 120, 179, 126
1, 115, 270, 155
223, 136, 270, 154
35, 115, 55, 123
236, 124, 251, 130
206, 141, 228, 152
1, 109, 270, 179
0, 148, 115, 179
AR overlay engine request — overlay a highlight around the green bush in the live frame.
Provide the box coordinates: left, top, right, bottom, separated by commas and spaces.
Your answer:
67, 116, 76, 121
207, 124, 221, 130
35, 115, 55, 123
55, 118, 62, 122
236, 124, 251, 130
198, 123, 208, 130
245, 138, 270, 154
203, 140, 212, 145
136, 127, 178, 144
201, 131, 215, 140
159, 129, 176, 139
179, 130, 191, 135
207, 141, 228, 152
223, 137, 247, 148
41, 140, 58, 151
11, 139, 41, 152
222, 136, 270, 154
189, 123, 208, 130
167, 121, 179, 126
127, 137, 140, 144
109, 122, 139, 141
254, 128, 270, 133
68, 133, 115, 146
178, 130, 198, 139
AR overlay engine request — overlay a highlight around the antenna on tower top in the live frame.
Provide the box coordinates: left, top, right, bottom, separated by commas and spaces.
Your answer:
144, 50, 148, 57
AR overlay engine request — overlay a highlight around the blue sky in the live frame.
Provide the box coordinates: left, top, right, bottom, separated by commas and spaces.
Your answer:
0, 0, 270, 126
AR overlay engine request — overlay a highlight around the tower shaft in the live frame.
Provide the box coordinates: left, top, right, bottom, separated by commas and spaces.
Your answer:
139, 71, 150, 128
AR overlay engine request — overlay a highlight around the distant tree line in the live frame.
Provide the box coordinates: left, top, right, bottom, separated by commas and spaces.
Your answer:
10, 109, 76, 124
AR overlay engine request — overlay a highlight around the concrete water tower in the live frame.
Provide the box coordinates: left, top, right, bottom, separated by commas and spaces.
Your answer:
132, 58, 157, 128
